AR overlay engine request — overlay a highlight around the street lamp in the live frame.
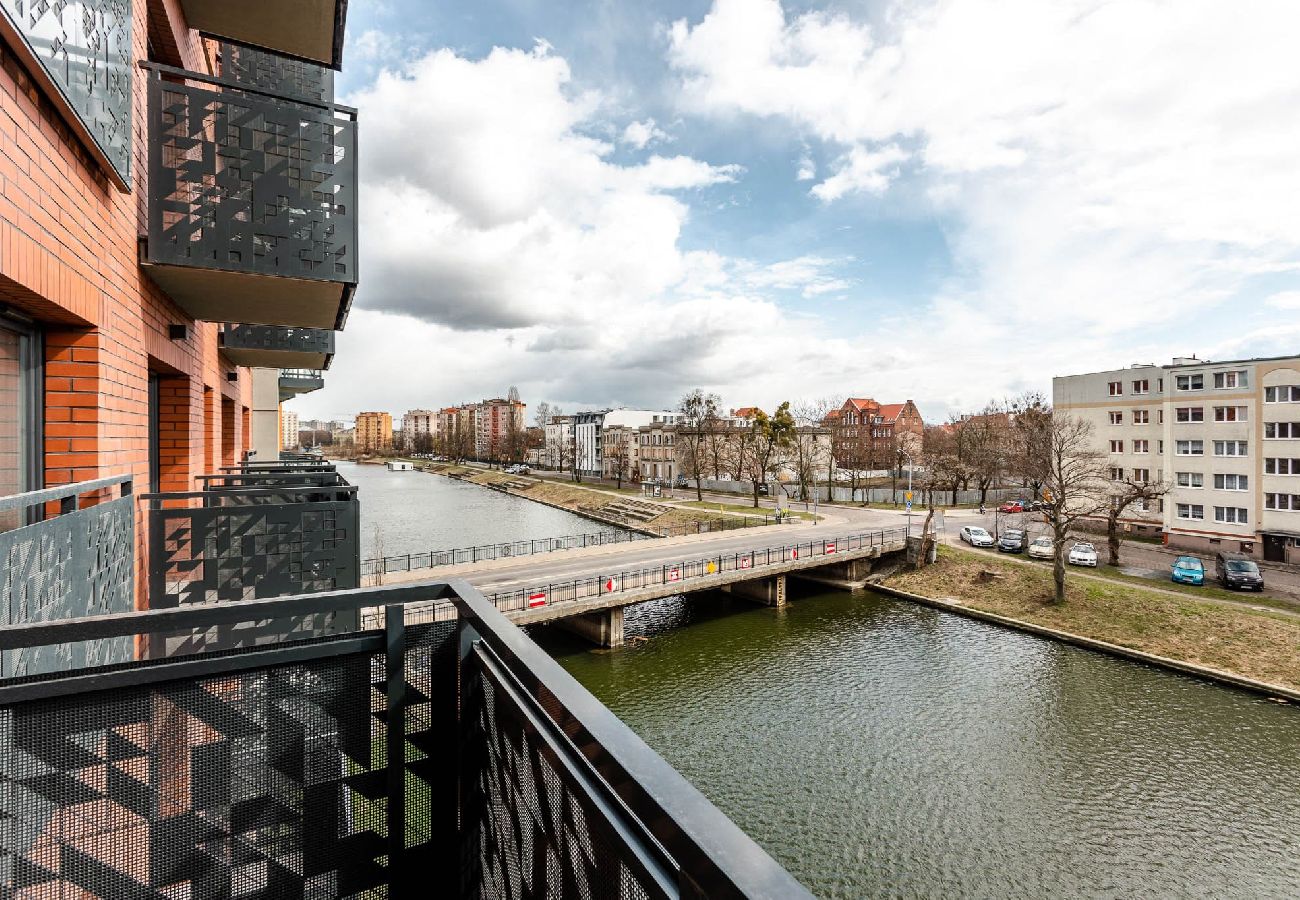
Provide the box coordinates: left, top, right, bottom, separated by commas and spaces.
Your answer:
903, 451, 915, 536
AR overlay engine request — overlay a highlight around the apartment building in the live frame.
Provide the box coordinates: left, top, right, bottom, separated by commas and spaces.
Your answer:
826, 398, 926, 458
355, 412, 394, 454
280, 410, 300, 451
477, 397, 526, 460
543, 415, 575, 470
1055, 355, 1300, 563
637, 422, 678, 481
401, 408, 438, 452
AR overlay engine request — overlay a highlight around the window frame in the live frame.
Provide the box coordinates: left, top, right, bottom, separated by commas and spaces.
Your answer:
1213, 473, 1248, 491
1176, 471, 1203, 488
1175, 406, 1204, 423
1132, 409, 1149, 425
1175, 440, 1204, 456
1212, 405, 1247, 423
1213, 506, 1248, 524
1175, 373, 1204, 391
1131, 379, 1150, 395
0, 312, 44, 514
1176, 503, 1205, 520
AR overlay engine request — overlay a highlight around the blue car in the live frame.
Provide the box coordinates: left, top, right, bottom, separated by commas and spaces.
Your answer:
1171, 556, 1205, 586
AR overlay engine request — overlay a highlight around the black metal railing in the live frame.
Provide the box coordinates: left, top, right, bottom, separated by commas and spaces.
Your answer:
220, 323, 337, 366
280, 368, 326, 400
486, 526, 911, 613
0, 582, 813, 898
143, 62, 357, 295
361, 515, 784, 577
0, 476, 135, 677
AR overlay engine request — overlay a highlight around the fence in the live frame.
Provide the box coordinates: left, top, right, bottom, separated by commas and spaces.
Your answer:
485, 526, 912, 613
361, 514, 784, 577
689, 477, 1021, 506
0, 581, 812, 898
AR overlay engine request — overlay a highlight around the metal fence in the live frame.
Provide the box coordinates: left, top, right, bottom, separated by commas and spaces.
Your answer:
361, 515, 784, 577
0, 582, 812, 898
487, 526, 912, 613
0, 476, 135, 678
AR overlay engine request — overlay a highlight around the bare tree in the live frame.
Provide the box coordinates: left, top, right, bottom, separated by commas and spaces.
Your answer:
603, 426, 634, 489
791, 399, 836, 502
1103, 473, 1172, 567
678, 389, 721, 501
533, 401, 552, 432
1019, 412, 1111, 604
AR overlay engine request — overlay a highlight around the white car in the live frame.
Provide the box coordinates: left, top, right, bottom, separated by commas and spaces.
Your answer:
960, 525, 995, 548
1028, 536, 1055, 560
1068, 542, 1098, 567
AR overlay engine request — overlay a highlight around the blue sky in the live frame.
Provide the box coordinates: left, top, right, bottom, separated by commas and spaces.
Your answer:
296, 0, 1300, 425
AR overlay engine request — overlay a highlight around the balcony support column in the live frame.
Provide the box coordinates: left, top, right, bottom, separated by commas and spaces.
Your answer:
250, 368, 280, 461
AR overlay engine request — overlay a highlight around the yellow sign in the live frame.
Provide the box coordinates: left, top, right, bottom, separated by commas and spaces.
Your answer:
905, 491, 913, 502
706, 560, 717, 574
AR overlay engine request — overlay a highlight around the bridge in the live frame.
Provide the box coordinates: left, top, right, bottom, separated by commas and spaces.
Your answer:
375, 523, 919, 647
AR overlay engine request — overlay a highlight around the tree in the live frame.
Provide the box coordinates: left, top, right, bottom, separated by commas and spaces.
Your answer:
677, 389, 721, 501
1103, 473, 1172, 567
603, 426, 634, 489
533, 401, 552, 432
736, 402, 796, 507
1018, 412, 1111, 604
792, 399, 836, 502
961, 402, 1014, 509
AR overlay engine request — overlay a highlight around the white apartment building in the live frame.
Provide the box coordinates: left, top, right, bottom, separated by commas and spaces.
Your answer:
400, 409, 437, 444
574, 409, 680, 476
1055, 355, 1300, 563
280, 409, 299, 451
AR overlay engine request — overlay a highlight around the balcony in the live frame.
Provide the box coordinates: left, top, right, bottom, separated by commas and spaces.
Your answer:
280, 367, 326, 401
177, 0, 349, 68
0, 476, 135, 677
0, 580, 811, 898
220, 323, 336, 369
141, 54, 357, 330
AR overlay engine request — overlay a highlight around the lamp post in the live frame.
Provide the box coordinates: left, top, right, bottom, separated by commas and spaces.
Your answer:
904, 451, 914, 536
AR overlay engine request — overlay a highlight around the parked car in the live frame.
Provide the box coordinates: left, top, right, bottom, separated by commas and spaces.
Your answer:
1170, 556, 1205, 586
675, 475, 690, 488
999, 500, 1026, 514
1027, 536, 1055, 559
1025, 500, 1049, 512
998, 529, 1026, 553
1068, 542, 1098, 567
960, 525, 995, 548
1215, 553, 1264, 591
756, 483, 770, 496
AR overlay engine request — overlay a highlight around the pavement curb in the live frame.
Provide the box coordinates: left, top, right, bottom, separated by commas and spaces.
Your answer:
867, 582, 1300, 705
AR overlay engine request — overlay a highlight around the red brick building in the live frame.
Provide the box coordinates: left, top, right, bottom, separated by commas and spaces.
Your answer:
827, 398, 926, 457
0, 1, 354, 603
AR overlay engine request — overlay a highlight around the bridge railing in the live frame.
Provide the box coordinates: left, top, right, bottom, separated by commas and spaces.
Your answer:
361, 514, 783, 577
484, 526, 911, 613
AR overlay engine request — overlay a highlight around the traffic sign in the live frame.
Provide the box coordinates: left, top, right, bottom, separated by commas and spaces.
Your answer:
528, 591, 547, 608
668, 567, 681, 582
825, 541, 837, 554
603, 576, 620, 593
905, 500, 913, 510
739, 556, 752, 569
905, 491, 913, 502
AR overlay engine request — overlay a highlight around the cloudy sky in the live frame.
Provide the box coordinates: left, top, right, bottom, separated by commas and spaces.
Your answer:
293, 0, 1300, 425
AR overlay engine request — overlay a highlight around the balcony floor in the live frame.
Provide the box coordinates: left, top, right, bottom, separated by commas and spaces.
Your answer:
142, 262, 350, 330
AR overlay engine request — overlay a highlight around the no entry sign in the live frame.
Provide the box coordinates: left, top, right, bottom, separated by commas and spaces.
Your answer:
528, 591, 547, 608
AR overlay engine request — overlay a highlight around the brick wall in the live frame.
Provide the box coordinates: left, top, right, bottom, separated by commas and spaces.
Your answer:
0, 4, 254, 608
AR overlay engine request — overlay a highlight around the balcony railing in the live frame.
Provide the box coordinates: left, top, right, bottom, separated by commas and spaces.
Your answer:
0, 476, 135, 677
142, 58, 357, 330
280, 367, 326, 400
220, 323, 336, 369
142, 469, 360, 655
0, 581, 812, 898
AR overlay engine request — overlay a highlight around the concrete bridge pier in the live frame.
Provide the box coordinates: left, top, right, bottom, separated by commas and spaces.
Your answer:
556, 606, 625, 648
725, 574, 788, 608
793, 557, 875, 592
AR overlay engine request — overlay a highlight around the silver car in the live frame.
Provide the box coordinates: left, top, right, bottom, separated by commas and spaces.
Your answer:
960, 525, 995, 548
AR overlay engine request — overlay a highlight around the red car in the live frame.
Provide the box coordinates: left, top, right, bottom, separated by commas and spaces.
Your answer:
999, 500, 1026, 513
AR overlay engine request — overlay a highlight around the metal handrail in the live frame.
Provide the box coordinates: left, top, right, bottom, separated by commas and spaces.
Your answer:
0, 475, 132, 513
138, 60, 358, 116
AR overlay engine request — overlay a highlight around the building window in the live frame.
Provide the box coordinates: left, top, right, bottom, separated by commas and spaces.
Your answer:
1264, 422, 1300, 439
1213, 371, 1247, 389
1132, 409, 1149, 424
1110, 467, 1124, 481
1175, 440, 1204, 456
1214, 473, 1248, 491
1176, 503, 1205, 520
1265, 493, 1300, 511
1264, 458, 1300, 475
1264, 386, 1300, 403
1213, 440, 1248, 456
1108, 381, 1123, 396
1175, 374, 1204, 391
1176, 472, 1203, 488
0, 318, 42, 528
1213, 406, 1247, 422
1175, 407, 1204, 423
1133, 468, 1151, 482
1134, 439, 1149, 454
1132, 379, 1150, 394
1110, 440, 1124, 453
1109, 411, 1123, 425
1214, 506, 1248, 524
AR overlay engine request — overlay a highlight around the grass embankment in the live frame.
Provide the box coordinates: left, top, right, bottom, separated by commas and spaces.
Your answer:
675, 500, 817, 522
886, 546, 1300, 691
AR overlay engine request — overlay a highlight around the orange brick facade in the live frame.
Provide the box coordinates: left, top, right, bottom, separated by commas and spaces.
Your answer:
0, 2, 253, 603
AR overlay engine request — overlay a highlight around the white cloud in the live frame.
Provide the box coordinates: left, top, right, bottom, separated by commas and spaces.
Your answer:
667, 0, 1300, 403
621, 118, 671, 149
1266, 291, 1300, 310
795, 151, 816, 181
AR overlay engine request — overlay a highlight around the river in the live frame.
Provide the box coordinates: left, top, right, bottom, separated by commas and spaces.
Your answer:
334, 460, 627, 561
541, 590, 1300, 898
352, 462, 1300, 896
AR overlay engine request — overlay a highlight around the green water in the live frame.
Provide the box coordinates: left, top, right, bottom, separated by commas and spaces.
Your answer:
538, 590, 1300, 898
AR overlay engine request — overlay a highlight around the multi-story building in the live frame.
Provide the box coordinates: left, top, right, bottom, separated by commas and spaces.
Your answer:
401, 409, 438, 451
281, 410, 300, 451
1055, 355, 1300, 563
0, 1, 357, 594
575, 409, 677, 476
355, 412, 393, 454
827, 398, 925, 459
637, 423, 677, 481
543, 415, 575, 470
477, 397, 526, 461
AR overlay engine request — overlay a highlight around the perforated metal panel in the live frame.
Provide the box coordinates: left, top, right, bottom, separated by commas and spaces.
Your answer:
219, 40, 335, 104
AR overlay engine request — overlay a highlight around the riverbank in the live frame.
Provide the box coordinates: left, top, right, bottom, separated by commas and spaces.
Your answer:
883, 545, 1300, 695
420, 462, 782, 535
